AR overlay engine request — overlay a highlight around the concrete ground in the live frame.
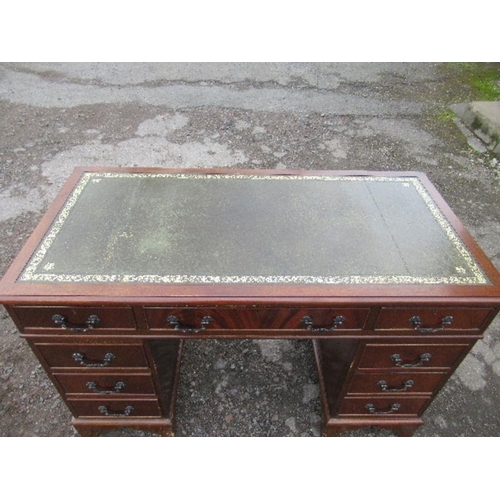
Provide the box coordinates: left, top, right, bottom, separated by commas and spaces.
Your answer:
1, 62, 499, 437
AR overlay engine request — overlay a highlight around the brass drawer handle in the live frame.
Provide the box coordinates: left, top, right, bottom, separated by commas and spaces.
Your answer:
52, 314, 101, 332
365, 403, 401, 415
391, 353, 431, 368
166, 315, 213, 333
72, 352, 115, 367
86, 381, 126, 394
98, 405, 134, 417
409, 315, 453, 333
301, 315, 346, 332
378, 379, 414, 392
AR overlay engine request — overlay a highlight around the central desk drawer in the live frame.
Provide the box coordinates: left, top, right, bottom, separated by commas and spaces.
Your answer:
34, 343, 149, 369
13, 306, 137, 333
143, 307, 369, 332
357, 343, 472, 370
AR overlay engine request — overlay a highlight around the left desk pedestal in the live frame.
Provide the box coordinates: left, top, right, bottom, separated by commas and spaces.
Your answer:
23, 332, 183, 437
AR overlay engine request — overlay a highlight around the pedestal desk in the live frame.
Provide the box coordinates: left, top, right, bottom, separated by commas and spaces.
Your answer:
1, 167, 499, 437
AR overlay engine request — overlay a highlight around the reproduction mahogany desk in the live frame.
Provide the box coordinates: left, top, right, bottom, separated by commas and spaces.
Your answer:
1, 167, 500, 437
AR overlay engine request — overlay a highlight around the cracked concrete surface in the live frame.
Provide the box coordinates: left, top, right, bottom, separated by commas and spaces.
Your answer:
0, 64, 424, 114
1, 62, 499, 437
2, 61, 441, 88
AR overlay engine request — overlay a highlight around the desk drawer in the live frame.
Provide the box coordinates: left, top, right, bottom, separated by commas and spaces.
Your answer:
13, 306, 137, 332
339, 397, 429, 417
357, 343, 471, 370
53, 373, 156, 396
34, 343, 149, 369
346, 372, 446, 395
374, 307, 493, 333
67, 398, 162, 418
143, 307, 369, 332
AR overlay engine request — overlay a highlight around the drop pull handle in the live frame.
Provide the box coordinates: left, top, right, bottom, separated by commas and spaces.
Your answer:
52, 314, 101, 332
377, 380, 414, 392
166, 315, 213, 333
409, 315, 453, 333
87, 381, 126, 394
301, 315, 346, 332
365, 403, 401, 415
98, 405, 134, 417
72, 352, 115, 367
391, 353, 432, 368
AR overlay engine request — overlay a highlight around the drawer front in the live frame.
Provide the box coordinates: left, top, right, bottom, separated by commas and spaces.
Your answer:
67, 398, 162, 418
34, 343, 149, 369
357, 343, 471, 370
13, 306, 137, 332
374, 307, 493, 333
53, 373, 156, 395
339, 397, 429, 417
143, 307, 369, 332
347, 372, 446, 395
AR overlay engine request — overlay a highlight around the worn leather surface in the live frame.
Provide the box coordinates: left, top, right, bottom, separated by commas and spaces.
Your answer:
20, 173, 487, 284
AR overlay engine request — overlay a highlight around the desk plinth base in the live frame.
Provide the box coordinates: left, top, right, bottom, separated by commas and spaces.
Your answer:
72, 418, 174, 437
322, 417, 424, 437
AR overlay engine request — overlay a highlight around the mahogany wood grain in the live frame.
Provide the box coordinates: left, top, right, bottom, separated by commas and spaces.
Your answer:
72, 417, 174, 437
143, 307, 369, 331
53, 373, 157, 395
13, 305, 137, 332
357, 343, 473, 370
67, 398, 162, 418
1, 168, 500, 303
374, 306, 494, 332
338, 396, 430, 417
33, 343, 149, 369
2, 168, 499, 437
313, 339, 360, 418
146, 339, 183, 419
346, 372, 447, 395
323, 418, 424, 437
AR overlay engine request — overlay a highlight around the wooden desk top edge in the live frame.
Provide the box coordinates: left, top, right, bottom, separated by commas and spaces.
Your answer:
1, 167, 500, 304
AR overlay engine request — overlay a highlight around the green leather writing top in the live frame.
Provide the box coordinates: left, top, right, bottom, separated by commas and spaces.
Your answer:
18, 172, 488, 286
